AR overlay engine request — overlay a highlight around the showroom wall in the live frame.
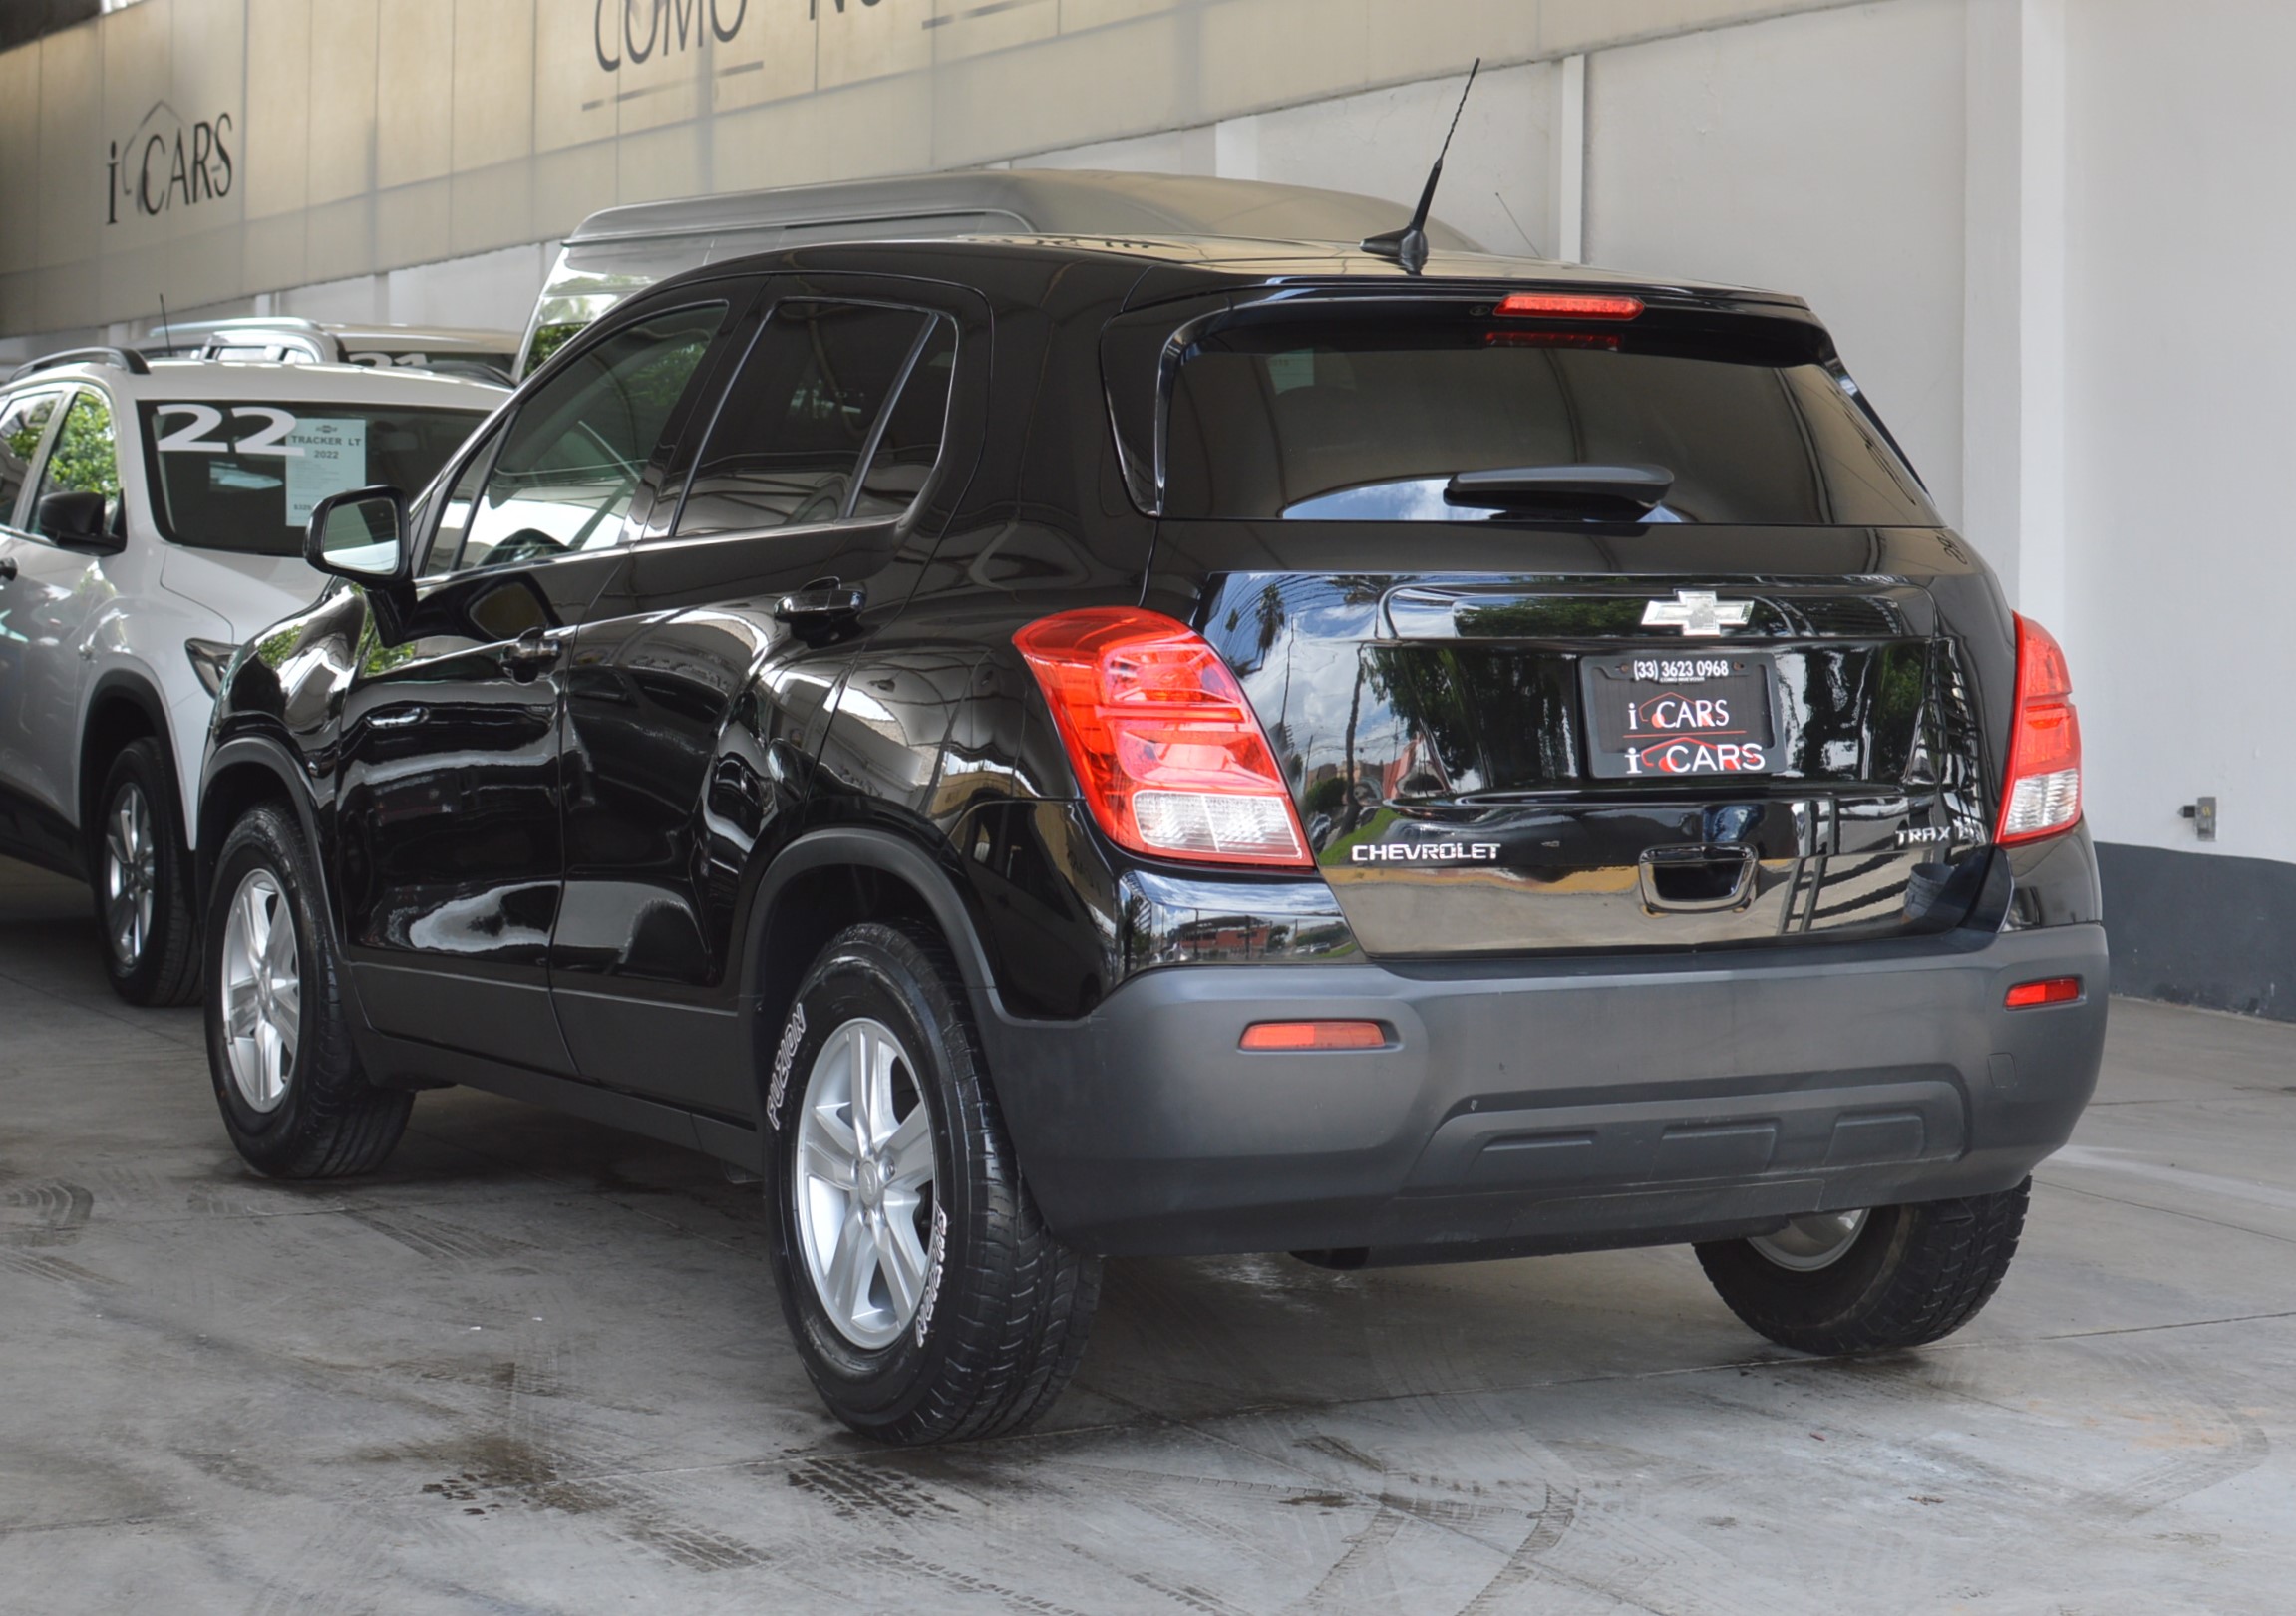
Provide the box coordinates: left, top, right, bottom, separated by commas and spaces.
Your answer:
0, 0, 2280, 1015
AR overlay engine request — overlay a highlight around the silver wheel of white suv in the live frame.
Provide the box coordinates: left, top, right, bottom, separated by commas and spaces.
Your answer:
102, 780, 157, 969
793, 1015, 939, 1350
219, 867, 300, 1114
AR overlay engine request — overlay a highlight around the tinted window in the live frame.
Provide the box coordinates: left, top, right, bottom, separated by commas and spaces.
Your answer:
140, 402, 489, 556
1162, 318, 1938, 526
0, 389, 63, 525
33, 390, 121, 526
852, 323, 955, 520
675, 301, 948, 537
424, 421, 504, 578
439, 302, 726, 574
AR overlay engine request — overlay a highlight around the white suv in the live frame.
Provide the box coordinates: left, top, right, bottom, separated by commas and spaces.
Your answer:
0, 348, 504, 1003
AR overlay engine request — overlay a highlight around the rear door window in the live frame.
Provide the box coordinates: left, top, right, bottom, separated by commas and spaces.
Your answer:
1159, 313, 1937, 526
673, 300, 953, 538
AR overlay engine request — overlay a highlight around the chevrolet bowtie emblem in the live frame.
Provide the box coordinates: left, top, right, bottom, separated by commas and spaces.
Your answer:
1641, 589, 1753, 636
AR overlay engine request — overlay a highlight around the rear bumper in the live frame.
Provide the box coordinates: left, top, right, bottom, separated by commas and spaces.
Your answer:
978, 924, 2108, 1258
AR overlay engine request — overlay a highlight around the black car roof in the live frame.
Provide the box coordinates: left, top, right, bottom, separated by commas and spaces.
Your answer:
643, 234, 1820, 324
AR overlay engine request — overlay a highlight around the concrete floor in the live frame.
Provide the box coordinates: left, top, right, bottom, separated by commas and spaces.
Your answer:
1, 858, 2290, 1615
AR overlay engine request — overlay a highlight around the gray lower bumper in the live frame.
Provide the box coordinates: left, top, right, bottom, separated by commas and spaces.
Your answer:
979, 924, 2109, 1258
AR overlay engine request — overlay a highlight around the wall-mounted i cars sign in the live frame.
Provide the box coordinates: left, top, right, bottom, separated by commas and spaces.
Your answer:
107, 102, 234, 225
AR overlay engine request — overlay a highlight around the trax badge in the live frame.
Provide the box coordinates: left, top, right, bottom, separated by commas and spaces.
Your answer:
1641, 589, 1753, 636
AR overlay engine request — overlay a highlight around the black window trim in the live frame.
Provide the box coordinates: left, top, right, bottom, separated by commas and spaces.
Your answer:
654, 290, 957, 553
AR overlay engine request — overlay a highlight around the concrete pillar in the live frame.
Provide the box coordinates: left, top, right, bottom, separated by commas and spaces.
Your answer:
1557, 53, 1586, 263
1962, 0, 2068, 627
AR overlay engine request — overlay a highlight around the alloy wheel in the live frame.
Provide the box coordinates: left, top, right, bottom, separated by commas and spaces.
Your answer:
219, 868, 300, 1113
793, 1016, 939, 1350
102, 782, 158, 969
1748, 1208, 1870, 1273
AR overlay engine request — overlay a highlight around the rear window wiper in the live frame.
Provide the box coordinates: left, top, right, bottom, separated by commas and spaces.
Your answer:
1445, 463, 1674, 518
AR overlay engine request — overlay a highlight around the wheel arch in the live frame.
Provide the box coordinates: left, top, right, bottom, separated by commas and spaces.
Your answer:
739, 827, 1004, 1112
197, 735, 330, 925
78, 671, 174, 869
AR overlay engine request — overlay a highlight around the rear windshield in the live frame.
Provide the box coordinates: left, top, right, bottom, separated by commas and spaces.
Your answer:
139, 402, 488, 556
1161, 317, 1938, 526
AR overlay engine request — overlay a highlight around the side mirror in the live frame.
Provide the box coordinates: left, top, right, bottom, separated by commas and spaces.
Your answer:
35, 489, 110, 546
304, 485, 411, 586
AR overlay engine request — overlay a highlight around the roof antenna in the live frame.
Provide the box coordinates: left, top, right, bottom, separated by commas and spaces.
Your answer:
1361, 57, 1480, 274
158, 294, 174, 358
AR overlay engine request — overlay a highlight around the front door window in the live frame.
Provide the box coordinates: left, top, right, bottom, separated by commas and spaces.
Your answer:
436, 302, 727, 574
30, 390, 121, 538
0, 390, 65, 527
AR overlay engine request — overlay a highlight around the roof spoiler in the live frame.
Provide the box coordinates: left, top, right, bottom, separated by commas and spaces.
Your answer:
7, 346, 151, 384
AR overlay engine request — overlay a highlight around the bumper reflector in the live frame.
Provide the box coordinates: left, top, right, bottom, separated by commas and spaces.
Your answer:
1239, 1020, 1388, 1052
2005, 976, 2082, 1009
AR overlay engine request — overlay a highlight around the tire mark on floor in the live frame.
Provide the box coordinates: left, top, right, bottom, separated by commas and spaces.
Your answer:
853, 1545, 1100, 1616
1456, 1482, 1578, 1615
342, 1207, 533, 1265
0, 1178, 94, 1244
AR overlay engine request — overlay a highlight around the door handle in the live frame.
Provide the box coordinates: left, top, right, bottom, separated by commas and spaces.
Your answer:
775, 581, 866, 626
368, 705, 428, 730
0, 556, 15, 582
502, 627, 569, 679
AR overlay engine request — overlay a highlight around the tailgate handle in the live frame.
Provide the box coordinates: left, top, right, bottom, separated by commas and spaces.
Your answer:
1639, 844, 1759, 913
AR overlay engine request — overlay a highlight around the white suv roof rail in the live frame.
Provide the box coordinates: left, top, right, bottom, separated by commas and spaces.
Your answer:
7, 346, 152, 384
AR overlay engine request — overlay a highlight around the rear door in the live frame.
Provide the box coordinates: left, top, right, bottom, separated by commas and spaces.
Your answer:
1132, 291, 2004, 957
335, 297, 739, 1070
549, 277, 981, 1113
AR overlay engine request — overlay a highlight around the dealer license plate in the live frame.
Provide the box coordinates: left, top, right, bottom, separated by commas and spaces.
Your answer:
1582, 652, 1777, 779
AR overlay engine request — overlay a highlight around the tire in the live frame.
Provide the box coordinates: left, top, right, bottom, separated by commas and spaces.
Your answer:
202, 803, 411, 1178
764, 920, 1101, 1446
1695, 1181, 2031, 1355
92, 738, 199, 1007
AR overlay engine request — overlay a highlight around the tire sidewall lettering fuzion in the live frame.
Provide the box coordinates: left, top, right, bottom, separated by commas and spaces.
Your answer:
766, 945, 958, 1414
766, 1001, 806, 1130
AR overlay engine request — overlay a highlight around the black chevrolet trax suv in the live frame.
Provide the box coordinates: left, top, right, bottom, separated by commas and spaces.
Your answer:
197, 238, 2107, 1445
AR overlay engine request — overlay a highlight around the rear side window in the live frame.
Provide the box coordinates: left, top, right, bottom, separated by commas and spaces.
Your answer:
1160, 315, 1937, 526
674, 301, 952, 538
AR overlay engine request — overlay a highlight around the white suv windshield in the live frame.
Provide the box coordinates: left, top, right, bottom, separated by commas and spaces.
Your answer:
138, 402, 487, 556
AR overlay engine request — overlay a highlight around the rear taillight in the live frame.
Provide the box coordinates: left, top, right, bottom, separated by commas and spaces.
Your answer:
1015, 607, 1311, 868
1998, 614, 2082, 845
